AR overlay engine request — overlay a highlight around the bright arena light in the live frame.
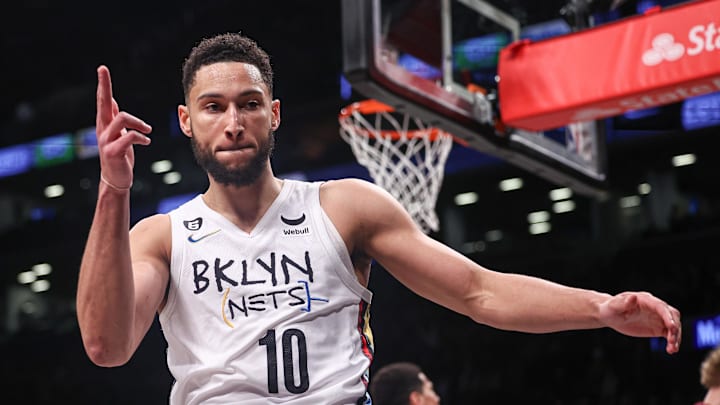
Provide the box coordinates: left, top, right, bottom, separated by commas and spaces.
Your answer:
549, 187, 572, 201
553, 200, 576, 214
672, 153, 696, 167
499, 177, 523, 192
31, 280, 51, 293
32, 263, 52, 276
527, 210, 550, 224
17, 271, 37, 285
163, 172, 182, 185
529, 222, 551, 235
151, 160, 173, 174
638, 183, 652, 195
454, 192, 479, 206
44, 184, 65, 198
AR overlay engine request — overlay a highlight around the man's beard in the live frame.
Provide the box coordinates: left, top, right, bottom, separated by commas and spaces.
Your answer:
191, 129, 275, 187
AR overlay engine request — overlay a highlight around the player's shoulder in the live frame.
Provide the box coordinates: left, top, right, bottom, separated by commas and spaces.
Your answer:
319, 178, 403, 217
130, 213, 171, 236
129, 214, 172, 261
320, 177, 385, 196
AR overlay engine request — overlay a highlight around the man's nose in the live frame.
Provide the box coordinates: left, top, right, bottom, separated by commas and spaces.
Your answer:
224, 105, 244, 138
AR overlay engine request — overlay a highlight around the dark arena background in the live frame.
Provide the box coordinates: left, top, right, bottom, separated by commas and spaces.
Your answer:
1, 1, 719, 403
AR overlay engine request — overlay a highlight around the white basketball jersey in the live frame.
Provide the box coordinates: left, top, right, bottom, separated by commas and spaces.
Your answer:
160, 180, 374, 405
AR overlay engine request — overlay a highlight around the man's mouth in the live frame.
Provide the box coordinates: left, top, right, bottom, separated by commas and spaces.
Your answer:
217, 144, 253, 153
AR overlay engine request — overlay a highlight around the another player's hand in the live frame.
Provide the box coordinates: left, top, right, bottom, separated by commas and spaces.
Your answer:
96, 65, 152, 189
599, 291, 681, 354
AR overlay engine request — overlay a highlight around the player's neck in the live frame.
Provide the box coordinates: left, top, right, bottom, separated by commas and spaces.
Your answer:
202, 170, 283, 232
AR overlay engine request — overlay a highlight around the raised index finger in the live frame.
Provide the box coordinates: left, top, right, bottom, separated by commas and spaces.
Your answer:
96, 65, 114, 128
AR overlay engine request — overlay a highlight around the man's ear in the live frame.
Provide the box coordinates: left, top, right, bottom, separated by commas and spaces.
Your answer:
271, 99, 281, 131
178, 105, 192, 137
408, 391, 422, 405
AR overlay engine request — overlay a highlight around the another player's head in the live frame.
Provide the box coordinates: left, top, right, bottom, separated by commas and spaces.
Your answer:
369, 362, 440, 405
182, 32, 274, 101
700, 346, 720, 405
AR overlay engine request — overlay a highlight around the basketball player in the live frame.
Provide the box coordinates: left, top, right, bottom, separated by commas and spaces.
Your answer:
369, 362, 440, 405
76, 32, 681, 404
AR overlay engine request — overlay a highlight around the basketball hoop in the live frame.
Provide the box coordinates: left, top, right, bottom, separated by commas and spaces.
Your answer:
338, 100, 454, 234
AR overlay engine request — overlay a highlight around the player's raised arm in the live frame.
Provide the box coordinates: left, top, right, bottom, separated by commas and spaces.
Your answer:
76, 66, 166, 367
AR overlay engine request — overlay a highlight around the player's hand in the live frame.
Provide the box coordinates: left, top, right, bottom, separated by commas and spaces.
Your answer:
599, 291, 681, 354
95, 65, 152, 190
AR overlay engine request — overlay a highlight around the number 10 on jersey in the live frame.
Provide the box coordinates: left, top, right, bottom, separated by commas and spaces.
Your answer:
258, 328, 310, 394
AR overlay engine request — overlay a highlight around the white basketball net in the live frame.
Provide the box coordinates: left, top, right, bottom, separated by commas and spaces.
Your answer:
339, 101, 454, 234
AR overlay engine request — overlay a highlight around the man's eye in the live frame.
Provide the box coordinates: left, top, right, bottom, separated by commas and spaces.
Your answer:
247, 100, 260, 109
206, 103, 220, 111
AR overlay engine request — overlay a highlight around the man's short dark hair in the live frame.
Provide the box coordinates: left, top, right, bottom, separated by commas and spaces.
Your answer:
369, 362, 423, 405
181, 32, 274, 99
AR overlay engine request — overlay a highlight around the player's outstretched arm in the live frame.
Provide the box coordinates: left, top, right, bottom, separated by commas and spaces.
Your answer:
327, 179, 681, 354
76, 66, 166, 367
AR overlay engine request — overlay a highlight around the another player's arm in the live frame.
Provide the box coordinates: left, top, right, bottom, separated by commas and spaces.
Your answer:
332, 179, 681, 353
77, 197, 170, 367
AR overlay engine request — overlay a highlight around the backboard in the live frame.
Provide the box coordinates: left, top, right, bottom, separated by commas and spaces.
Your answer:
341, 0, 609, 199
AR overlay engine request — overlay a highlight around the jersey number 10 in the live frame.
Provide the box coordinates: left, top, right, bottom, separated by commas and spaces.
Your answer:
258, 328, 310, 394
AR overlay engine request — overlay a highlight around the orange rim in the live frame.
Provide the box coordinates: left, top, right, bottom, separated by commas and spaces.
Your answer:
339, 99, 459, 142
338, 99, 396, 117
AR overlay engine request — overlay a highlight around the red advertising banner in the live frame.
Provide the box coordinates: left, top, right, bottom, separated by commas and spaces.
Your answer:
498, 0, 720, 131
